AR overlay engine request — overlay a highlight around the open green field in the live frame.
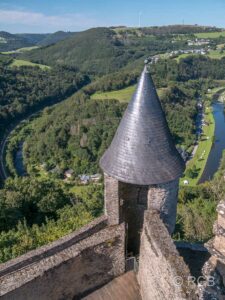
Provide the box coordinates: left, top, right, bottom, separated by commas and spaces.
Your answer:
181, 106, 215, 186
10, 59, 50, 70
195, 31, 225, 39
1, 46, 38, 55
91, 85, 167, 102
91, 85, 136, 102
174, 53, 192, 62
207, 50, 225, 59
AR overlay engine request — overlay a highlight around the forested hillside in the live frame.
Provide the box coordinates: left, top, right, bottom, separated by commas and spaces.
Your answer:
114, 25, 222, 36
0, 31, 32, 52
21, 27, 190, 75
0, 57, 89, 137
0, 31, 77, 52
37, 31, 76, 46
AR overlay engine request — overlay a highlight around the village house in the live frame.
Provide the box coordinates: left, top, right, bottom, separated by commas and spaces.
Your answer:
64, 169, 74, 179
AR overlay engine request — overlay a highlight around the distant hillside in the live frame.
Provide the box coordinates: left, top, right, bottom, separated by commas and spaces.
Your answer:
0, 31, 77, 52
20, 27, 192, 75
21, 28, 133, 75
37, 31, 76, 46
16, 33, 49, 45
0, 31, 32, 52
123, 25, 222, 35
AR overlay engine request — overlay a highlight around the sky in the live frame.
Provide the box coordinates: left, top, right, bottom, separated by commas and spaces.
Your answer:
0, 0, 225, 33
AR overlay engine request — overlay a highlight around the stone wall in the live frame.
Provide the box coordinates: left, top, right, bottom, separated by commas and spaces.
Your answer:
104, 173, 122, 225
0, 216, 126, 300
148, 178, 179, 234
198, 200, 225, 299
138, 210, 197, 300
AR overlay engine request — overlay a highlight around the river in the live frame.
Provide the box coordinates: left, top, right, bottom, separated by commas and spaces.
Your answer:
199, 101, 225, 183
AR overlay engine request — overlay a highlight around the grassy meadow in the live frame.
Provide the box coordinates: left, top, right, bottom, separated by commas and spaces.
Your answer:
91, 85, 136, 102
195, 31, 225, 39
10, 59, 50, 70
91, 85, 167, 102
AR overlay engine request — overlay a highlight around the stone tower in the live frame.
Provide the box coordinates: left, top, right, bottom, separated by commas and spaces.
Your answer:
100, 65, 185, 254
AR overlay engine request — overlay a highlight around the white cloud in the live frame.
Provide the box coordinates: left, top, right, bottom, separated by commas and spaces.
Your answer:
0, 9, 99, 32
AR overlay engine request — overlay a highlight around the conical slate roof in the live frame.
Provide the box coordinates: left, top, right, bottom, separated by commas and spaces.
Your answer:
100, 65, 185, 185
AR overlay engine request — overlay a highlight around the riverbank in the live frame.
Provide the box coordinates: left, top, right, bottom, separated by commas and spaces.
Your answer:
181, 105, 215, 186
199, 101, 225, 183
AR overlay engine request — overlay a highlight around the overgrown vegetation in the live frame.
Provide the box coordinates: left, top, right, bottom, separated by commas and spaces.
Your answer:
0, 178, 103, 262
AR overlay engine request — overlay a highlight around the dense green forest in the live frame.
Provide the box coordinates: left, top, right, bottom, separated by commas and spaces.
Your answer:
0, 178, 103, 262
0, 56, 89, 137
151, 55, 225, 83
134, 25, 222, 35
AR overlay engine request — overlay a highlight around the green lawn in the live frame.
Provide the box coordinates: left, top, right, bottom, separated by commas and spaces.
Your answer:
10, 59, 50, 70
195, 31, 225, 39
91, 85, 167, 103
180, 106, 215, 186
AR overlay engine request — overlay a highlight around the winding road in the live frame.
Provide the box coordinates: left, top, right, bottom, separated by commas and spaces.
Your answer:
0, 89, 88, 182
0, 133, 9, 180
0, 122, 25, 181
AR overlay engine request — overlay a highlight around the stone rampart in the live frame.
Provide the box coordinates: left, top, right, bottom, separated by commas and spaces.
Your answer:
0, 216, 125, 300
138, 210, 197, 300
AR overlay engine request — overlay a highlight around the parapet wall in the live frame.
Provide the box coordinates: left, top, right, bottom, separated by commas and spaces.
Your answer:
138, 210, 197, 300
0, 216, 125, 300
199, 200, 225, 299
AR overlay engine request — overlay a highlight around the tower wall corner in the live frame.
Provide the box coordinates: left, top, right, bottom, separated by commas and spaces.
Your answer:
148, 178, 179, 234
138, 210, 197, 300
104, 173, 122, 225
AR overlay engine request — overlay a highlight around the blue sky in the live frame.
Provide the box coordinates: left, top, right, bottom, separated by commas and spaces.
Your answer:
0, 0, 225, 33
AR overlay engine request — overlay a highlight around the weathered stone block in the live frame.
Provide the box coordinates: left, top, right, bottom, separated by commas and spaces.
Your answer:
218, 214, 225, 230
214, 235, 225, 256
104, 173, 121, 225
217, 201, 225, 218
148, 179, 179, 234
138, 211, 197, 300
